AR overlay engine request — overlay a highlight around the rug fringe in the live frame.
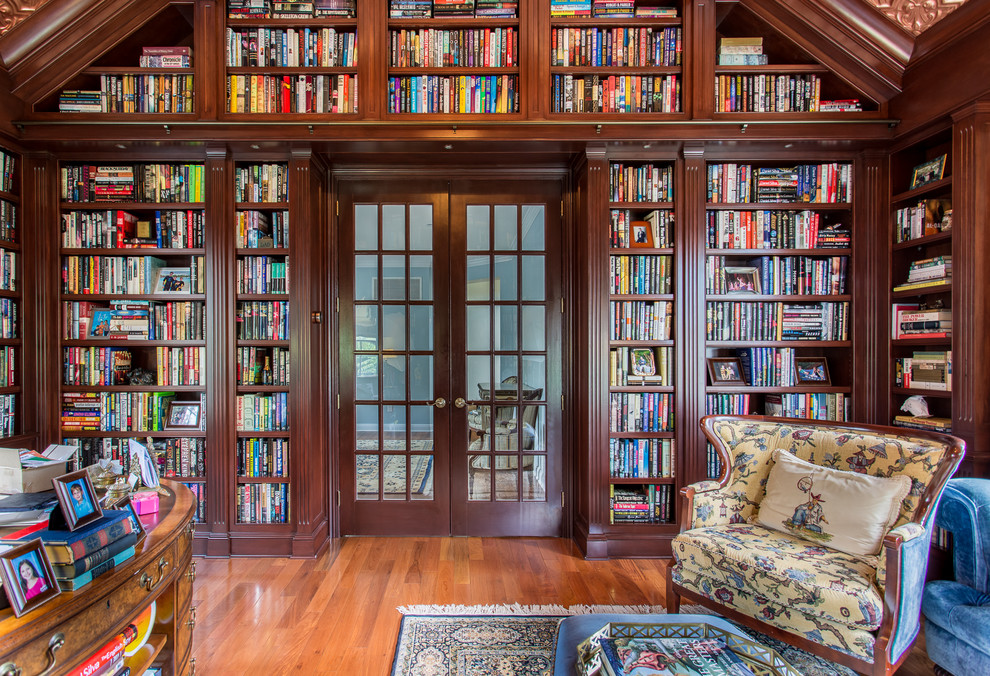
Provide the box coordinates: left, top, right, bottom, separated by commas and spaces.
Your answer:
396, 603, 669, 616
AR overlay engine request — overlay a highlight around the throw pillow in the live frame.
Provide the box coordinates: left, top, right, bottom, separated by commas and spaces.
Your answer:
756, 449, 911, 557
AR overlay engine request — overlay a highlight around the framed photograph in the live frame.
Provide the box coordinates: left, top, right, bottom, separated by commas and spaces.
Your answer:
630, 348, 656, 376
0, 539, 60, 617
153, 267, 192, 294
910, 154, 947, 190
795, 357, 831, 385
52, 469, 103, 531
707, 357, 746, 385
116, 496, 147, 547
629, 220, 655, 248
129, 439, 161, 490
164, 401, 202, 430
724, 266, 761, 294
88, 309, 113, 338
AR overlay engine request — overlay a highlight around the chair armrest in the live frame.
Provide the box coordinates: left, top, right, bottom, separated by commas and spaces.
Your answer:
679, 480, 751, 532
877, 522, 931, 665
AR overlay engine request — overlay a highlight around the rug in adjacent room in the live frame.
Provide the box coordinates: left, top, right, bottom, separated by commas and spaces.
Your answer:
391, 604, 857, 676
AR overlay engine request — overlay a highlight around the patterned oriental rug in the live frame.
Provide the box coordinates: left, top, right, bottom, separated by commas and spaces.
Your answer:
391, 604, 857, 676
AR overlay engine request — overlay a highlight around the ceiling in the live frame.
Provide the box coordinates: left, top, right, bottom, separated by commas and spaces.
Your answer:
0, 0, 974, 37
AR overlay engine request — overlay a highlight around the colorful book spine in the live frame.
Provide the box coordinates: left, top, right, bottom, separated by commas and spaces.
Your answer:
57, 546, 137, 590
51, 531, 140, 578
10, 510, 133, 563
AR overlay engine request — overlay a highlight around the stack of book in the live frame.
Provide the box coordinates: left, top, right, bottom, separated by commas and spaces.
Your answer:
550, 0, 592, 17
893, 414, 952, 433
314, 0, 356, 17
896, 350, 952, 391
592, 0, 635, 18
5, 510, 139, 591
717, 36, 767, 65
228, 0, 272, 18
609, 484, 672, 523
139, 46, 192, 68
59, 91, 103, 113
893, 255, 951, 292
433, 0, 475, 17
68, 620, 140, 676
273, 1, 314, 18
475, 0, 517, 17
819, 99, 862, 112
390, 0, 432, 17
91, 166, 136, 202
815, 223, 851, 248
635, 5, 678, 17
893, 304, 951, 339
754, 167, 799, 201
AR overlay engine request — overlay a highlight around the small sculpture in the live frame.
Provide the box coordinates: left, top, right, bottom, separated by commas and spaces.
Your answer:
126, 367, 155, 385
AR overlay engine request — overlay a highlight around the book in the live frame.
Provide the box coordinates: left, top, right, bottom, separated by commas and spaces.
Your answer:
4, 510, 134, 563
51, 530, 140, 578
66, 622, 138, 676
57, 546, 136, 590
597, 635, 757, 675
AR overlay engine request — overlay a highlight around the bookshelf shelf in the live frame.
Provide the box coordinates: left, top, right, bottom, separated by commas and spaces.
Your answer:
707, 248, 851, 256
237, 476, 291, 484
705, 294, 852, 301
0, 190, 17, 203
892, 231, 952, 251
550, 17, 680, 27
707, 340, 851, 348
891, 337, 953, 347
706, 385, 851, 394
62, 248, 206, 256
705, 202, 851, 211
389, 17, 519, 28
892, 282, 952, 299
63, 385, 206, 393
0, 145, 20, 439
611, 386, 675, 394
227, 17, 358, 28
610, 477, 676, 485
610, 431, 676, 439
61, 430, 208, 438
714, 64, 829, 74
227, 66, 358, 75
892, 387, 952, 399
891, 176, 952, 205
61, 293, 208, 302
550, 66, 680, 75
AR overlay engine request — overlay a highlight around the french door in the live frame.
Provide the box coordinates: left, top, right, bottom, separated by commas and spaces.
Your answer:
337, 177, 563, 536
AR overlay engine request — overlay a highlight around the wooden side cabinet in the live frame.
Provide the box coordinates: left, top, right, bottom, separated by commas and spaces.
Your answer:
0, 480, 196, 676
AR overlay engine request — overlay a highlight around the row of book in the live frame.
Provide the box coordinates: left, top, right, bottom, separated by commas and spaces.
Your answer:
61, 209, 206, 250
706, 301, 850, 341
61, 164, 206, 204
706, 443, 724, 479
0, 393, 14, 436
609, 437, 674, 478
226, 73, 358, 114
893, 414, 952, 433
610, 300, 672, 341
235, 163, 289, 203
892, 305, 951, 340
705, 393, 751, 415
237, 346, 291, 386
0, 345, 14, 386
0, 249, 14, 292
609, 483, 674, 524
610, 163, 674, 203
551, 73, 680, 114
237, 255, 290, 294
894, 198, 952, 243
0, 297, 17, 339
237, 209, 290, 248
893, 255, 951, 293
237, 300, 291, 340
706, 255, 848, 296
67, 437, 139, 474
609, 346, 673, 386
0, 147, 14, 194
60, 74, 195, 114
162, 437, 207, 477
0, 200, 15, 242
181, 481, 206, 521
765, 392, 849, 421
706, 210, 850, 250
610, 254, 672, 294
237, 437, 290, 476
389, 27, 517, 68
610, 209, 673, 248
707, 163, 852, 204
715, 73, 822, 113
608, 392, 674, 432
236, 392, 290, 430
550, 26, 682, 67
61, 391, 181, 431
229, 0, 356, 18
237, 482, 289, 523
62, 300, 207, 341
62, 346, 204, 387
895, 350, 952, 391
733, 347, 802, 387
388, 74, 518, 114
61, 255, 205, 295
390, 1, 517, 18
227, 27, 357, 67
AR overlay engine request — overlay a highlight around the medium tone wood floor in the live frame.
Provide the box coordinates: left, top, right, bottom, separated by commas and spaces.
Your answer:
190, 537, 938, 675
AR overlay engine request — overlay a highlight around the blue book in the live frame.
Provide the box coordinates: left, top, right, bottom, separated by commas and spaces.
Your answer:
6, 510, 133, 564
57, 546, 136, 591
51, 530, 140, 578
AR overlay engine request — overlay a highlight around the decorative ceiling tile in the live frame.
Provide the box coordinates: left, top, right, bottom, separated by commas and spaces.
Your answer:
0, 0, 48, 34
867, 0, 968, 34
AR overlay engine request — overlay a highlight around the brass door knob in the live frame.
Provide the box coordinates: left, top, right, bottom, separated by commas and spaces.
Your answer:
454, 397, 467, 408
433, 397, 447, 408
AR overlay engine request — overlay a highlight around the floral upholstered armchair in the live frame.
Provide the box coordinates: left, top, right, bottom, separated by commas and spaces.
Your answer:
666, 415, 964, 676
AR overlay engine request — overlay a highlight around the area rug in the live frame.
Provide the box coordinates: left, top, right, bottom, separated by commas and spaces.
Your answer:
391, 604, 857, 676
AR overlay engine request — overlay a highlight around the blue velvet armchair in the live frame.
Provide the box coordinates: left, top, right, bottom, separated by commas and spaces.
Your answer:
922, 478, 990, 676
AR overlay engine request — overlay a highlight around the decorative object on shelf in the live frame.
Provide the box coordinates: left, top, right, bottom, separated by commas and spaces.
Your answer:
163, 401, 202, 430
901, 395, 930, 417
52, 468, 104, 531
116, 496, 147, 548
102, 477, 132, 506
910, 154, 947, 189
0, 539, 61, 618
125, 367, 156, 386
128, 438, 167, 497
723, 266, 760, 294
629, 220, 654, 248
707, 357, 745, 385
630, 348, 656, 376
794, 357, 830, 385
153, 267, 192, 294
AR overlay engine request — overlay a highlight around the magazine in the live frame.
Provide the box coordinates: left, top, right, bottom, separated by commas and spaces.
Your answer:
598, 636, 756, 676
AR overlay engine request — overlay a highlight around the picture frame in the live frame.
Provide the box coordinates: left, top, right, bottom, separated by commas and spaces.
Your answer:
88, 309, 113, 338
795, 357, 831, 385
164, 401, 202, 430
630, 348, 656, 376
707, 357, 746, 385
52, 469, 104, 531
0, 539, 60, 617
910, 154, 947, 190
629, 220, 655, 248
114, 496, 147, 547
153, 267, 192, 294
723, 266, 761, 294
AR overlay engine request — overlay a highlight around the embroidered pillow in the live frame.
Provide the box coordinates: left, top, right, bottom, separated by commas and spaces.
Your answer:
756, 449, 911, 557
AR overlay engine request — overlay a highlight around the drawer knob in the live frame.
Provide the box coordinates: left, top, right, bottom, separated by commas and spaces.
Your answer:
185, 561, 197, 584
140, 557, 170, 592
0, 662, 20, 676
186, 605, 197, 630
189, 658, 196, 676
1, 633, 66, 676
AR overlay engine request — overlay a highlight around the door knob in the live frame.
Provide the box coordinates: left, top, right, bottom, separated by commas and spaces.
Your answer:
433, 397, 447, 408
454, 397, 467, 408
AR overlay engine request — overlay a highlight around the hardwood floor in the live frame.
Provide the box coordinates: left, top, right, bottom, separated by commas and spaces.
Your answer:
190, 537, 938, 675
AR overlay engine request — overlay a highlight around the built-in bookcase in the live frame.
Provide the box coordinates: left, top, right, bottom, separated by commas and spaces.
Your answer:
58, 161, 208, 518
233, 162, 291, 525
0, 146, 19, 439
225, 1, 359, 115
387, 3, 521, 115
549, 2, 683, 115
606, 160, 677, 528
888, 127, 953, 436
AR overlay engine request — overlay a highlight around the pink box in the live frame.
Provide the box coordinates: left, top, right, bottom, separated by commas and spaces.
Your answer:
131, 490, 160, 515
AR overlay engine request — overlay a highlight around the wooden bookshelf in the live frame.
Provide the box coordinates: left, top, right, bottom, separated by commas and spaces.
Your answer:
0, 145, 20, 440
